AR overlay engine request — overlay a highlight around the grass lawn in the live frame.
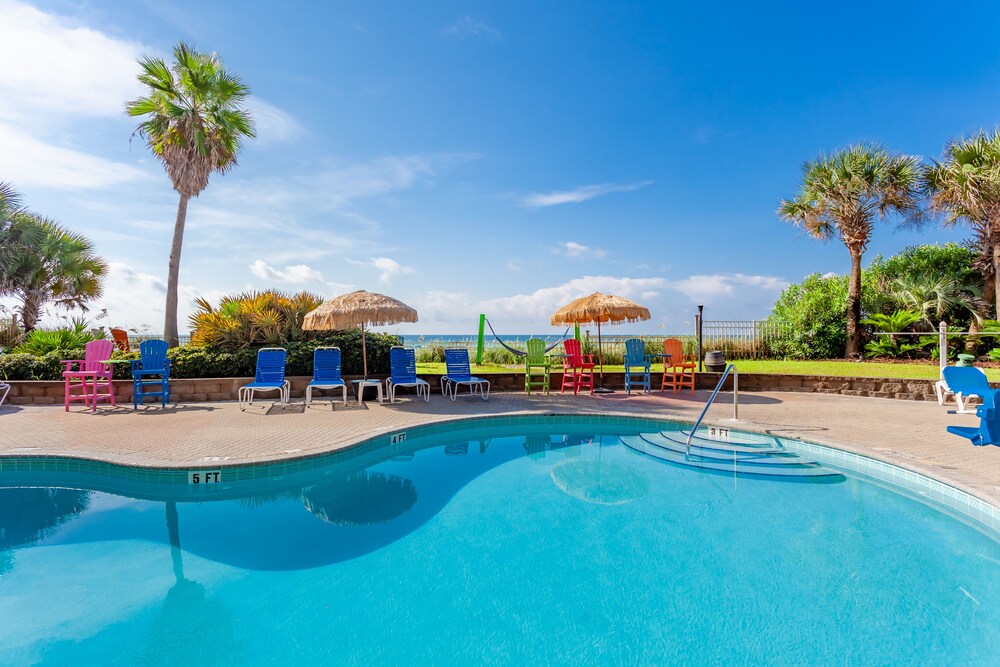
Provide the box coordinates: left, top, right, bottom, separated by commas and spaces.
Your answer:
418, 359, 1000, 380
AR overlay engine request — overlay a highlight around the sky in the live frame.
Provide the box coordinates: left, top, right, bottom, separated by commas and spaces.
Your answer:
1, 0, 998, 336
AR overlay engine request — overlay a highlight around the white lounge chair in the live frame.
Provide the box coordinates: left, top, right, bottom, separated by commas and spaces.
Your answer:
936, 365, 991, 414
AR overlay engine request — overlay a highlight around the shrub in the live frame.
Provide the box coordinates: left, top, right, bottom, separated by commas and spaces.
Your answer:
483, 347, 520, 365
189, 290, 325, 348
768, 274, 853, 359
0, 331, 402, 381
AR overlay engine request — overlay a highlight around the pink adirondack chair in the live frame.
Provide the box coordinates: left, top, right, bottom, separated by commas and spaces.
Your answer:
63, 339, 116, 411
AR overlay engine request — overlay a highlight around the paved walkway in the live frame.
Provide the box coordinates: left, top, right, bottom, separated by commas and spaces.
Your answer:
4, 389, 1000, 508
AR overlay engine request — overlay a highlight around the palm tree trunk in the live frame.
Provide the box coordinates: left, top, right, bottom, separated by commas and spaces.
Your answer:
993, 238, 1000, 320
846, 248, 863, 357
163, 194, 189, 347
20, 293, 40, 333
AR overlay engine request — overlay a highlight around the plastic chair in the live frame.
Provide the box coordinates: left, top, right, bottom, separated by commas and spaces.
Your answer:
0, 380, 9, 407
936, 365, 991, 414
386, 347, 429, 403
661, 338, 696, 394
947, 389, 1000, 446
306, 347, 347, 406
239, 348, 290, 410
131, 339, 170, 409
524, 338, 552, 395
63, 339, 116, 411
441, 348, 489, 400
110, 328, 130, 352
623, 338, 651, 395
560, 338, 594, 395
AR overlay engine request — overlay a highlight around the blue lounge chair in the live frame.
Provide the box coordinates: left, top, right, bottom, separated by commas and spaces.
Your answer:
386, 346, 429, 403
937, 366, 992, 414
239, 347, 290, 410
947, 389, 1000, 446
623, 338, 651, 395
131, 339, 170, 409
306, 347, 347, 406
441, 348, 490, 401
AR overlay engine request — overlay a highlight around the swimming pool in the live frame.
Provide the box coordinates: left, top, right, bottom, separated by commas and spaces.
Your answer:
1, 416, 998, 665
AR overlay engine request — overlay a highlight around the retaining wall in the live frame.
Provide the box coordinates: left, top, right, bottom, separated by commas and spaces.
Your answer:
2, 371, 948, 405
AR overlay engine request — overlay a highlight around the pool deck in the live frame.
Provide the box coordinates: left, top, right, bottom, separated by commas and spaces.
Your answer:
4, 389, 1000, 508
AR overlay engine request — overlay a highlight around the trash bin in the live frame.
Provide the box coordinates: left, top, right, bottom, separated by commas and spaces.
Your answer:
956, 354, 976, 367
704, 351, 726, 372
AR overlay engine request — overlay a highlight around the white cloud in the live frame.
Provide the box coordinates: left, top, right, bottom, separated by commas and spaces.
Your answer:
314, 152, 478, 206
248, 260, 324, 284
668, 273, 789, 302
245, 97, 304, 145
87, 262, 226, 333
0, 0, 144, 121
484, 275, 668, 322
0, 122, 148, 189
442, 15, 501, 41
523, 181, 653, 207
347, 257, 414, 285
557, 241, 607, 259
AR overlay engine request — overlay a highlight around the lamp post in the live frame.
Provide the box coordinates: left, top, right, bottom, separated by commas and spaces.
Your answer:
696, 305, 704, 372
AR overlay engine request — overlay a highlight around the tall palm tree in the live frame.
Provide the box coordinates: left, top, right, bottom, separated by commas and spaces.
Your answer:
125, 42, 255, 346
779, 144, 924, 357
0, 212, 108, 332
924, 130, 1000, 317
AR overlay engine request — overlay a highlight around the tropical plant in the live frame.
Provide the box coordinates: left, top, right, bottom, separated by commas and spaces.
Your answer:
861, 310, 923, 358
891, 275, 982, 327
125, 42, 255, 347
0, 211, 107, 332
924, 130, 1000, 316
779, 144, 924, 357
13, 322, 101, 355
189, 290, 324, 348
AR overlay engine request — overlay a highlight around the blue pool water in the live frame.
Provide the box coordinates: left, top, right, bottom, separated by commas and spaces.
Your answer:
1, 420, 999, 665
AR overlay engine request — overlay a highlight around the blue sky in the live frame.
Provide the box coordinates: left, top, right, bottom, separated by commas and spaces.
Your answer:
2, 0, 997, 335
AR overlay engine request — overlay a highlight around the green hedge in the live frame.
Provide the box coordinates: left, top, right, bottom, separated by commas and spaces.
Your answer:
0, 331, 401, 381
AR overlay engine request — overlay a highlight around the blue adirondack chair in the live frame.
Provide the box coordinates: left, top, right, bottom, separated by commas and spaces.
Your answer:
306, 347, 347, 406
441, 348, 490, 401
131, 339, 170, 409
947, 389, 1000, 446
623, 338, 651, 395
239, 348, 290, 410
386, 347, 429, 403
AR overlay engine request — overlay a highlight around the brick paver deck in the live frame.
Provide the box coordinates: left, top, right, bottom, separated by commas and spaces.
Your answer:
4, 390, 1000, 508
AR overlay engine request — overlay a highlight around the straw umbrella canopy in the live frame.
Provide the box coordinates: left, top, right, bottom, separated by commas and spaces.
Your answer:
303, 290, 418, 377
550, 292, 651, 391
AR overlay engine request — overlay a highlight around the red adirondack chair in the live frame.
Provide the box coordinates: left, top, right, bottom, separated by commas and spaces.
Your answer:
560, 338, 595, 395
63, 339, 116, 411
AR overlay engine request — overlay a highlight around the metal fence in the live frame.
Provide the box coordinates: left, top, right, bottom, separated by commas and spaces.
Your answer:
700, 320, 792, 359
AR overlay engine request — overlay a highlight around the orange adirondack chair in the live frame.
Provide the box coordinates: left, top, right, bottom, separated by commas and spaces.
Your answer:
661, 338, 695, 394
63, 339, 116, 411
110, 328, 130, 352
560, 338, 595, 395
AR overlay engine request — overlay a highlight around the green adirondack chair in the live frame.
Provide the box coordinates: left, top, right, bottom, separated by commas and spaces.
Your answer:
524, 338, 552, 394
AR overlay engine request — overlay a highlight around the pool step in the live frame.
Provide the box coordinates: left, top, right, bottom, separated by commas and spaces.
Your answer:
639, 434, 812, 467
646, 431, 789, 456
620, 434, 842, 479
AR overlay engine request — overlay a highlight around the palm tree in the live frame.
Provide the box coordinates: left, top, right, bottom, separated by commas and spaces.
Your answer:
891, 275, 982, 327
0, 212, 108, 332
779, 145, 924, 357
924, 130, 1000, 317
125, 42, 255, 346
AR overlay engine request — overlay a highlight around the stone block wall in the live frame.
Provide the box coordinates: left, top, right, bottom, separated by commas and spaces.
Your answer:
2, 371, 947, 405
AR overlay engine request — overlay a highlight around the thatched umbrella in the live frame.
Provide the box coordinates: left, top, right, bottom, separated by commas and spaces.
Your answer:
303, 290, 418, 377
550, 292, 650, 392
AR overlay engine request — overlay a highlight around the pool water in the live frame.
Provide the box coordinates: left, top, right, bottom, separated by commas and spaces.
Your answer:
1, 422, 998, 665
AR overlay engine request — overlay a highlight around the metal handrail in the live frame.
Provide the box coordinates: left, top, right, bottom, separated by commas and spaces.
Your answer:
685, 363, 739, 457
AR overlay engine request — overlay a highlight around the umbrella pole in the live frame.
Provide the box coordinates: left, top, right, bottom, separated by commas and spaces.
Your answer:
361, 322, 368, 379
594, 319, 614, 394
